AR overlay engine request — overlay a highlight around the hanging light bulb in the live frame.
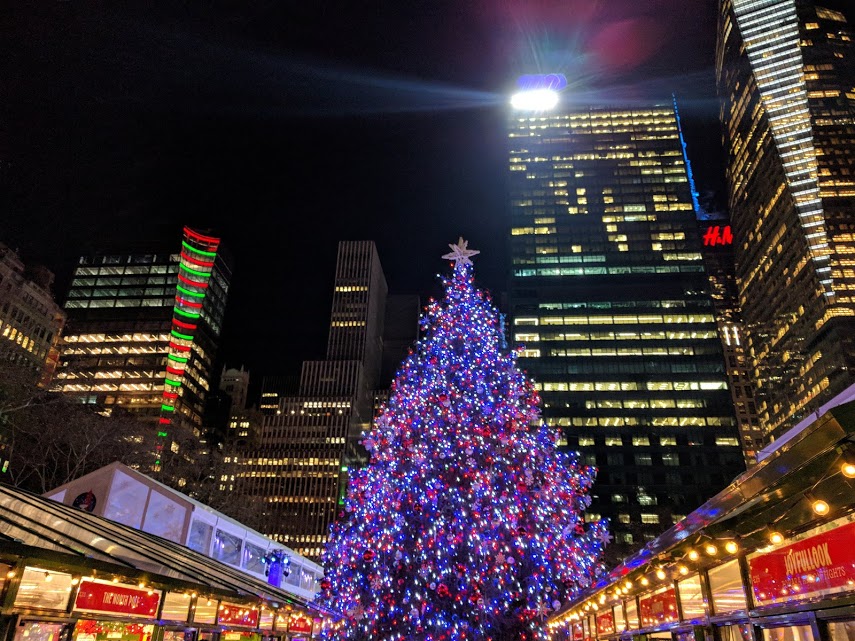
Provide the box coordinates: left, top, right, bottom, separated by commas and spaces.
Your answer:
655, 568, 666, 580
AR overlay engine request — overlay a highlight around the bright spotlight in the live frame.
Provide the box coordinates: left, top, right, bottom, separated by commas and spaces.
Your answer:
511, 89, 560, 111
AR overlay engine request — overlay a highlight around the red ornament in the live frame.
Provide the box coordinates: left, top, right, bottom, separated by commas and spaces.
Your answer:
363, 549, 376, 562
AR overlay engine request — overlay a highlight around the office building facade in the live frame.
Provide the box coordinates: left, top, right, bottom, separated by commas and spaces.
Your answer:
56, 228, 231, 440
716, 0, 855, 440
238, 241, 389, 559
697, 214, 764, 464
0, 242, 65, 385
506, 99, 745, 559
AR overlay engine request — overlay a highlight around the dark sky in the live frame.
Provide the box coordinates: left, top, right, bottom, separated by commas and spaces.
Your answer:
3, 0, 851, 382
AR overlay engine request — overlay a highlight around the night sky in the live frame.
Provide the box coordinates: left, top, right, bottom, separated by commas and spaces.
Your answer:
3, 0, 852, 382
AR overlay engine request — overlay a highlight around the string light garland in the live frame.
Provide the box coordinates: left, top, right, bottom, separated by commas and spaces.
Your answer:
317, 241, 609, 641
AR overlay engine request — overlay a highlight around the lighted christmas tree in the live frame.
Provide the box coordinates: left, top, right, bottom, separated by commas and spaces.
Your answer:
318, 239, 608, 641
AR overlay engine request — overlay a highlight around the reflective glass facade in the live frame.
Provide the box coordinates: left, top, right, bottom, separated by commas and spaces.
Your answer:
507, 104, 744, 559
717, 0, 855, 439
57, 248, 231, 431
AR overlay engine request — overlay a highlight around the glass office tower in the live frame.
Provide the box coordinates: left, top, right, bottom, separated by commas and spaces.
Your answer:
507, 100, 745, 558
57, 229, 231, 434
717, 0, 855, 440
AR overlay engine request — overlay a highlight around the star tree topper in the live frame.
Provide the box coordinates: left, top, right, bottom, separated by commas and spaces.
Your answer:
442, 236, 480, 266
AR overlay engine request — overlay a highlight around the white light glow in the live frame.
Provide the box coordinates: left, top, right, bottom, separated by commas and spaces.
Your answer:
510, 89, 559, 111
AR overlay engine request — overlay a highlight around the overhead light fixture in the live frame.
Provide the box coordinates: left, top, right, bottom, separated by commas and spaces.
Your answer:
769, 531, 784, 545
725, 540, 739, 554
811, 497, 830, 515
840, 453, 855, 478
624, 580, 632, 589
687, 549, 699, 561
655, 568, 667, 580
678, 565, 689, 576
705, 544, 718, 556
640, 577, 649, 586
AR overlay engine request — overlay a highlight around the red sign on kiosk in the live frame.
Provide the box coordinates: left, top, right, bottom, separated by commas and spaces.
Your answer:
639, 588, 678, 626
74, 580, 161, 618
218, 602, 260, 628
749, 519, 855, 605
596, 611, 615, 635
288, 615, 313, 635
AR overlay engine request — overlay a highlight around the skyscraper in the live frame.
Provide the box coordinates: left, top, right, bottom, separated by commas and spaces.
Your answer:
238, 241, 389, 559
506, 93, 745, 557
717, 0, 855, 440
56, 228, 231, 446
697, 213, 764, 464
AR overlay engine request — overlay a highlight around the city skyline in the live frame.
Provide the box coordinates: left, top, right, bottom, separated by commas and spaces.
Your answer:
3, 1, 851, 379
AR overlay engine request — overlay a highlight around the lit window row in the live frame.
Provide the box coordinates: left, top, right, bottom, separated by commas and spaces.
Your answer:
514, 265, 705, 277
520, 346, 697, 359
533, 313, 714, 326
515, 330, 718, 342
64, 333, 169, 343
511, 226, 556, 236
534, 380, 727, 392
583, 399, 706, 409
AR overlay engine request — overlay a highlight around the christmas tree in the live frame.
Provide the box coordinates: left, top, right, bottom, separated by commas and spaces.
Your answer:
318, 239, 608, 641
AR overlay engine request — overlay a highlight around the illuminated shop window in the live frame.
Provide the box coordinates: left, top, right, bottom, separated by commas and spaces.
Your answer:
161, 591, 192, 622
13, 567, 73, 611
677, 574, 707, 620
625, 598, 639, 629
708, 559, 747, 615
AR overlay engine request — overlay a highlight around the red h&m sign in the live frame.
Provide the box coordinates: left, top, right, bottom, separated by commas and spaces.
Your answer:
74, 580, 161, 618
639, 588, 678, 626
749, 520, 855, 606
703, 225, 733, 247
596, 611, 615, 635
218, 602, 260, 628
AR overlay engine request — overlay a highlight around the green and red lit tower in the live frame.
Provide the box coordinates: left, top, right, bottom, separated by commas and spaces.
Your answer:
56, 226, 231, 472
156, 227, 223, 468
